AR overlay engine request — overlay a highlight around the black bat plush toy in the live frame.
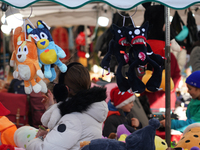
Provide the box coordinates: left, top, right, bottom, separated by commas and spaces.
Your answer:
124, 21, 164, 93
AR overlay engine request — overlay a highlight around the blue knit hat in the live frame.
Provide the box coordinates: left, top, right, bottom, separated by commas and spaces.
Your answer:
186, 71, 200, 88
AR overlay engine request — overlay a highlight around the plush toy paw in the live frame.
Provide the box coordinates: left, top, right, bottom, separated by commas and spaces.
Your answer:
48, 67, 56, 82
25, 86, 32, 94
38, 80, 47, 93
13, 71, 19, 79
57, 50, 66, 58
10, 60, 15, 67
36, 70, 44, 79
58, 64, 67, 73
32, 83, 42, 93
44, 70, 52, 79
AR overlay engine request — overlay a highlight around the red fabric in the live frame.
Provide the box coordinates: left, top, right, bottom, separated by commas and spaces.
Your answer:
52, 27, 70, 61
147, 40, 165, 57
110, 87, 134, 108
0, 102, 10, 116
0, 144, 14, 150
77, 49, 86, 58
107, 111, 120, 118
141, 40, 181, 109
0, 93, 28, 127
156, 130, 182, 143
75, 32, 85, 46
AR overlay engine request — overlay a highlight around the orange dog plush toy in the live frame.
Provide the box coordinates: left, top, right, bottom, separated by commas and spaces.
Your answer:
10, 27, 47, 94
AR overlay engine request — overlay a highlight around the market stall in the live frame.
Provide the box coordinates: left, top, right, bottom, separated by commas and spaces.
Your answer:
0, 0, 200, 148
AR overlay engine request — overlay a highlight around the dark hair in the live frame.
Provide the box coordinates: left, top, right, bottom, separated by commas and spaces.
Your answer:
64, 63, 91, 96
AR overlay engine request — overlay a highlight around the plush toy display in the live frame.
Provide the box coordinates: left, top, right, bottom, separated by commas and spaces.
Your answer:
10, 27, 47, 94
26, 20, 67, 81
81, 118, 160, 150
101, 22, 164, 93
14, 126, 38, 149
124, 22, 164, 93
100, 24, 130, 92
175, 123, 200, 150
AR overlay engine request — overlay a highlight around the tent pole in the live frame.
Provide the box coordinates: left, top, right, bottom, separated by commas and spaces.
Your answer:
165, 6, 171, 147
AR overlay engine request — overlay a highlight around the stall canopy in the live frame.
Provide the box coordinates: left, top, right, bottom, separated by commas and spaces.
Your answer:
2, 0, 200, 10
0, 1, 199, 27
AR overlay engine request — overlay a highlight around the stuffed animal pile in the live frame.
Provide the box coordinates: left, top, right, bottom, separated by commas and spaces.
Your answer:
101, 21, 165, 94
81, 118, 160, 150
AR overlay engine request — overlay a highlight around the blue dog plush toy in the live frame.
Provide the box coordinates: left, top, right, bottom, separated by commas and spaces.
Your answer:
26, 20, 67, 81
81, 118, 160, 150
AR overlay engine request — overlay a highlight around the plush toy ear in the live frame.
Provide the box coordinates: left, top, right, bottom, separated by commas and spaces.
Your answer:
26, 34, 34, 43
17, 35, 23, 46
37, 20, 51, 30
141, 21, 149, 31
14, 27, 24, 48
26, 24, 34, 34
111, 24, 118, 34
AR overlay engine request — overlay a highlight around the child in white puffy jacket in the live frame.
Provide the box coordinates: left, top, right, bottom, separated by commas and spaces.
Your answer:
26, 62, 108, 150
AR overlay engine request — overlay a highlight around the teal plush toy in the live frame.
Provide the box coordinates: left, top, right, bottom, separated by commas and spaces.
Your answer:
26, 20, 67, 81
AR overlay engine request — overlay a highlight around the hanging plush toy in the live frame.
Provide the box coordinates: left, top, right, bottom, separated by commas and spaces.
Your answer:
26, 20, 67, 81
10, 27, 47, 94
101, 24, 130, 93
124, 21, 164, 93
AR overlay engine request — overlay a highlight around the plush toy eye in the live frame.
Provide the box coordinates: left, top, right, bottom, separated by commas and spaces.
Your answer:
17, 46, 21, 53
142, 28, 145, 32
129, 31, 132, 35
118, 30, 121, 34
40, 32, 48, 39
30, 34, 40, 42
23, 45, 29, 54
134, 29, 140, 35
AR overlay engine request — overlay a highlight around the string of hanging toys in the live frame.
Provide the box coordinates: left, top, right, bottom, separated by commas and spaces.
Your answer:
9, 6, 68, 94
100, 6, 165, 95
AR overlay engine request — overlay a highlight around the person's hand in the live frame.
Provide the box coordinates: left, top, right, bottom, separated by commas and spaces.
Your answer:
41, 90, 54, 110
160, 119, 166, 127
131, 118, 139, 128
36, 128, 48, 139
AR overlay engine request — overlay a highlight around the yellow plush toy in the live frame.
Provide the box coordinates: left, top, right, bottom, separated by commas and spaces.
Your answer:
142, 70, 174, 92
10, 27, 47, 94
154, 136, 168, 150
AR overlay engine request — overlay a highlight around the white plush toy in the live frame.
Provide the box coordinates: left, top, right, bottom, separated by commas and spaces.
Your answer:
14, 126, 38, 149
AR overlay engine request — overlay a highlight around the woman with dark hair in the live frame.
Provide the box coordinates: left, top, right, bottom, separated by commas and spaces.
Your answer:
27, 62, 108, 150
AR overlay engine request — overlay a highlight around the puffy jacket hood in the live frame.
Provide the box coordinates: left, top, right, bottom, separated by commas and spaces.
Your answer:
58, 86, 107, 116
85, 101, 108, 122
